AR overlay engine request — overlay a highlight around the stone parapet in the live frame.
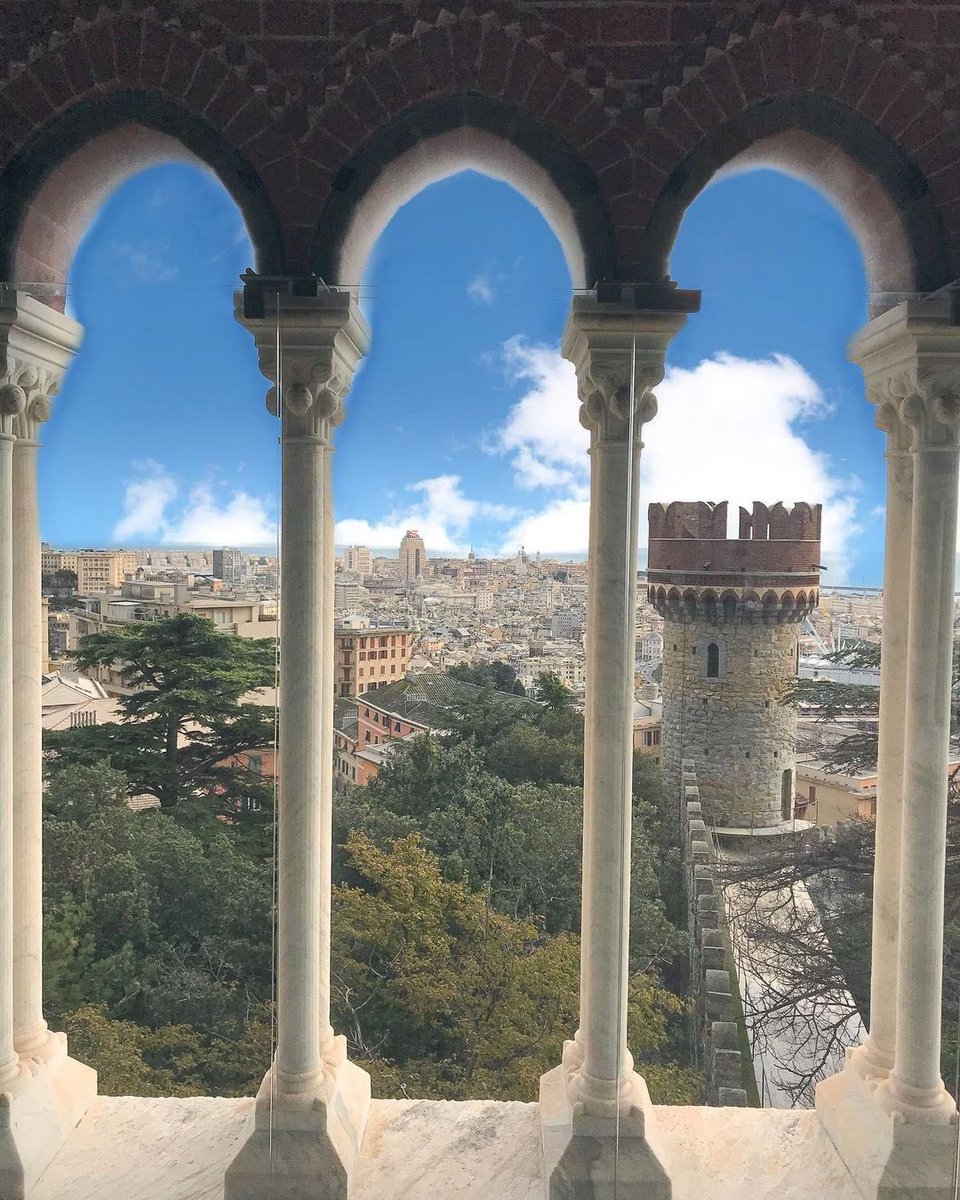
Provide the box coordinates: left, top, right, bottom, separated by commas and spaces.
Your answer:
647, 499, 822, 624
681, 760, 749, 1108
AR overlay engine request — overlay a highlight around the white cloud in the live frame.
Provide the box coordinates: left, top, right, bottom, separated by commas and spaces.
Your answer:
335, 474, 514, 554
113, 461, 275, 546
113, 462, 178, 540
493, 337, 583, 488
467, 273, 495, 305
492, 343, 862, 578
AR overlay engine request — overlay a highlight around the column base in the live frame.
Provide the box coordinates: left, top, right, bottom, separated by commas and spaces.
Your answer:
816, 1053, 958, 1199
224, 1037, 370, 1200
0, 1034, 97, 1199
540, 1052, 672, 1200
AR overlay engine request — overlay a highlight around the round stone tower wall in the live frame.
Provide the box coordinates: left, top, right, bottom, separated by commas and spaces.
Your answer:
648, 499, 822, 830
660, 615, 799, 828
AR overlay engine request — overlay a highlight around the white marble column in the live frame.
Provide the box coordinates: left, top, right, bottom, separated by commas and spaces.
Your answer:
320, 437, 336, 1057
0, 296, 81, 1068
885, 380, 959, 1121
275, 391, 327, 1092
225, 281, 371, 1200
0, 294, 94, 1200
0, 397, 20, 1091
817, 295, 960, 1199
849, 404, 912, 1082
540, 288, 696, 1199
11, 432, 47, 1062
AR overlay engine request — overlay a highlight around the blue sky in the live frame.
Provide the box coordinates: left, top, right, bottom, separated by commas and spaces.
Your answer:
39, 159, 883, 584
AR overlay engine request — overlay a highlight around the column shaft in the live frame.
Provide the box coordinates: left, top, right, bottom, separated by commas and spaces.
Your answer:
580, 431, 638, 1095
572, 425, 605, 1067
0, 431, 19, 1084
275, 421, 325, 1092
11, 438, 48, 1057
858, 425, 912, 1075
319, 440, 335, 1054
890, 437, 960, 1106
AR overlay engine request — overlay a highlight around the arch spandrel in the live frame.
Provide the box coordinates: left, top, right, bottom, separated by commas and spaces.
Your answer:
0, 89, 287, 288
632, 18, 959, 303
311, 95, 616, 290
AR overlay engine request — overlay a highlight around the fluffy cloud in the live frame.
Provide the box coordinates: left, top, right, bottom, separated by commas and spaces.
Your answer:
335, 474, 513, 555
493, 342, 862, 578
113, 461, 275, 546
494, 338, 584, 488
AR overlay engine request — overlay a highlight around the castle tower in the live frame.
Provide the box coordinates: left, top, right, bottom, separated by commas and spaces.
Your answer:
647, 500, 822, 830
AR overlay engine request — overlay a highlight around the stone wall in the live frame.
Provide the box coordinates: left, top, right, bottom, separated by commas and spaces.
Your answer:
681, 759, 748, 1107
661, 616, 798, 828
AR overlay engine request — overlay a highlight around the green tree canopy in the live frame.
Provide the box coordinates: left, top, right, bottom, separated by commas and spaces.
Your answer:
47, 613, 276, 808
446, 661, 526, 695
332, 832, 700, 1103
535, 670, 574, 713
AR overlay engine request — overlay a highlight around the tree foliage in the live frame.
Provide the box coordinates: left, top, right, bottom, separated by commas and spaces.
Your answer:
332, 832, 700, 1103
40, 620, 700, 1101
446, 661, 526, 695
535, 670, 574, 712
46, 614, 276, 808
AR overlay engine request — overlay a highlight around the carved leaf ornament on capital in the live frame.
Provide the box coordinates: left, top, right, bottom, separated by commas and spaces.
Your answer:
259, 343, 353, 440
871, 370, 960, 451
578, 359, 663, 442
0, 355, 57, 440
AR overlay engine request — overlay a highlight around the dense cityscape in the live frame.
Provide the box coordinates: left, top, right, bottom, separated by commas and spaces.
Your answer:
40, 527, 889, 827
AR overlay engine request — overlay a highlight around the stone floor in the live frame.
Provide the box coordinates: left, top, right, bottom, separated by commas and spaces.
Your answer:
32, 1095, 861, 1199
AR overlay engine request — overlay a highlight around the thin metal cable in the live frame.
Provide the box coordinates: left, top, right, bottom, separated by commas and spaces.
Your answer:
267, 292, 283, 1194
614, 336, 639, 1195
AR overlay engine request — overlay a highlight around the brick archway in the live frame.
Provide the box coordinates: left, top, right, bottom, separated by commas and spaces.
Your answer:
0, 12, 292, 288
313, 95, 617, 289
291, 8, 635, 287
630, 18, 960, 300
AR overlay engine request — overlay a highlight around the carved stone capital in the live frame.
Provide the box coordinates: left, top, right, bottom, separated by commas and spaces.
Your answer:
899, 370, 960, 449
851, 295, 960, 452
0, 291, 82, 440
875, 399, 912, 456
562, 292, 691, 444
235, 280, 371, 440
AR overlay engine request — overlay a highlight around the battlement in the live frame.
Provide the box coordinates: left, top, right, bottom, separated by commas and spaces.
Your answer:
648, 500, 822, 546
646, 500, 823, 621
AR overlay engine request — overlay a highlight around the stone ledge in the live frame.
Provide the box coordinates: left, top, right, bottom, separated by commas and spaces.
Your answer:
29, 1096, 862, 1200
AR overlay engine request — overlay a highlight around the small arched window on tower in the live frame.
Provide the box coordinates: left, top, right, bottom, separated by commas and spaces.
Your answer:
706, 642, 720, 679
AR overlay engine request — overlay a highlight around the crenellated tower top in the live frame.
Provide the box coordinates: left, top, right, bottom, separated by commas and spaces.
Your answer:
646, 500, 822, 623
